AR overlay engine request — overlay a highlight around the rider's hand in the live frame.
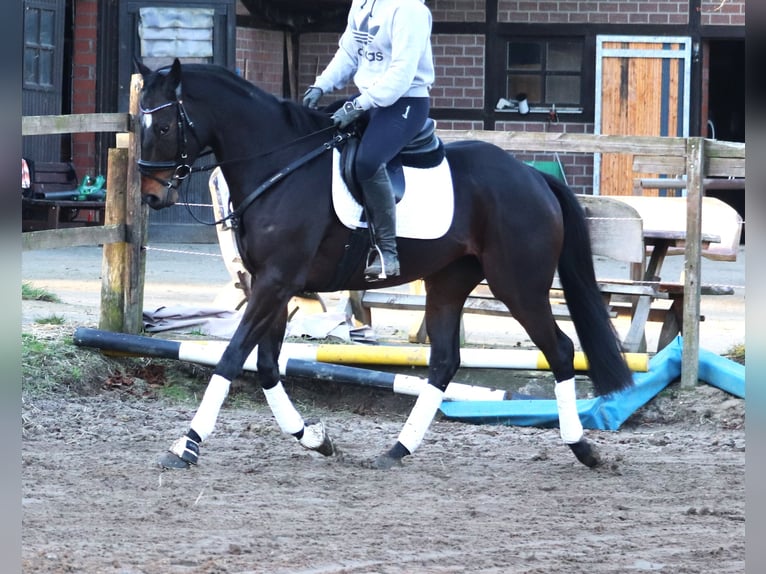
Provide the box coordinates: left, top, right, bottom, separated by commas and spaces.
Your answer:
332, 100, 365, 129
302, 86, 323, 109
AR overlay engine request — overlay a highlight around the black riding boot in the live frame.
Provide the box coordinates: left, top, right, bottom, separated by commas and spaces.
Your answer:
361, 165, 400, 281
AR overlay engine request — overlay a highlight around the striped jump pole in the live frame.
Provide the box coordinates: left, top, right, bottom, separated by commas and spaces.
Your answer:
72, 327, 507, 402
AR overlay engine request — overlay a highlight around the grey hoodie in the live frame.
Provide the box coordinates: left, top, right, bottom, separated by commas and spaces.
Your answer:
312, 0, 434, 110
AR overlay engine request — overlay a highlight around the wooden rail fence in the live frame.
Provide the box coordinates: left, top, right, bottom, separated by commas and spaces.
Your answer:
22, 75, 744, 388
22, 75, 147, 334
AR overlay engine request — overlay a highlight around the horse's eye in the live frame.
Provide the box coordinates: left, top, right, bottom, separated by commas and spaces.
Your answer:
159, 124, 170, 136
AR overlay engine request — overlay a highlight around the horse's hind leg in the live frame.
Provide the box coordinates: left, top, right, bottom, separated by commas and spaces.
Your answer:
374, 258, 483, 469
485, 270, 600, 468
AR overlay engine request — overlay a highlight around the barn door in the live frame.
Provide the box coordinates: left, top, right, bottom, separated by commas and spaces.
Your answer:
594, 35, 692, 196
118, 0, 237, 242
22, 0, 66, 162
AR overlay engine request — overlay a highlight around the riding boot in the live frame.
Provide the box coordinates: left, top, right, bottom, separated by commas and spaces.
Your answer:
361, 165, 400, 281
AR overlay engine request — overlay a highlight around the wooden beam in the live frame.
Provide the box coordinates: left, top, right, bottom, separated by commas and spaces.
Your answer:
435, 130, 688, 156
22, 113, 130, 136
122, 74, 149, 335
22, 224, 125, 251
681, 137, 704, 388
99, 148, 129, 332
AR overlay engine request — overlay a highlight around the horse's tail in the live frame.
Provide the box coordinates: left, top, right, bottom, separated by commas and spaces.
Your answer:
542, 173, 634, 396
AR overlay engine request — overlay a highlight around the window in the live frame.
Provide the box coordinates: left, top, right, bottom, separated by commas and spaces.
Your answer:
24, 6, 56, 88
506, 39, 583, 110
138, 7, 215, 70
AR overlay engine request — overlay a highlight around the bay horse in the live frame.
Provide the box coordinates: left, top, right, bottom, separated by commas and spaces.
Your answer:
136, 59, 633, 470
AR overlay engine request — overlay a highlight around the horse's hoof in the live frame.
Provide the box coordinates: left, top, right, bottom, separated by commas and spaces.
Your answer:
158, 451, 191, 470
159, 435, 200, 469
568, 439, 601, 468
371, 453, 403, 470
300, 418, 335, 456
315, 435, 335, 457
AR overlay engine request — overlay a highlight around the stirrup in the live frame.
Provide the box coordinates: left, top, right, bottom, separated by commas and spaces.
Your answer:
364, 245, 399, 281
365, 245, 388, 280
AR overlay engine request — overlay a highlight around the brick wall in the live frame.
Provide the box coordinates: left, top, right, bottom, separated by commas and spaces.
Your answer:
431, 35, 485, 109
429, 0, 486, 22
497, 1, 689, 25
71, 0, 98, 179
495, 119, 595, 193
701, 0, 746, 26
235, 28, 284, 95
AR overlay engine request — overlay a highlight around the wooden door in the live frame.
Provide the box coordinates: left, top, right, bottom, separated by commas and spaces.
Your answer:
594, 36, 692, 196
22, 0, 66, 162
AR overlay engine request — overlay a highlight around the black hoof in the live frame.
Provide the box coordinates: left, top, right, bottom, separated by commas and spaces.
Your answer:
316, 435, 335, 457
371, 453, 404, 470
158, 451, 191, 470
568, 439, 601, 468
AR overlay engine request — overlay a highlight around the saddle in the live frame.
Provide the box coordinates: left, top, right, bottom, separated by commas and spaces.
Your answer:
340, 118, 445, 203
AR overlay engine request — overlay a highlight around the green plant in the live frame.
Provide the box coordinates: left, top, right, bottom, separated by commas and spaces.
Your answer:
35, 314, 65, 325
724, 343, 745, 365
22, 282, 61, 303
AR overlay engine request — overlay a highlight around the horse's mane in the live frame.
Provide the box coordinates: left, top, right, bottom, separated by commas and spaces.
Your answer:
177, 63, 329, 132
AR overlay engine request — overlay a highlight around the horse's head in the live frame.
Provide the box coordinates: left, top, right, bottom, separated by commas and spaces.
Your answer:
136, 58, 204, 209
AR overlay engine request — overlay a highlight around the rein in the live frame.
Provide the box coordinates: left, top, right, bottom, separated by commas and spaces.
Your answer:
227, 131, 353, 229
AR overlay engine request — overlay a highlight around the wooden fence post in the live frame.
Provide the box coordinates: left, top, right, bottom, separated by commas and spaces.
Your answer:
681, 137, 704, 388
99, 147, 128, 331
122, 74, 149, 334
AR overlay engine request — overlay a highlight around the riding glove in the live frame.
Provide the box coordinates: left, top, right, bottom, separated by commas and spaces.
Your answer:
332, 100, 365, 129
302, 86, 323, 109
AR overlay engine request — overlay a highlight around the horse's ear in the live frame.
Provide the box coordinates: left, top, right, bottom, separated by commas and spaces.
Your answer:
133, 56, 153, 79
168, 58, 183, 99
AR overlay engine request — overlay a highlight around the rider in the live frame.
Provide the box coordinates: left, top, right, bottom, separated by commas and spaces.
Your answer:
302, 0, 435, 281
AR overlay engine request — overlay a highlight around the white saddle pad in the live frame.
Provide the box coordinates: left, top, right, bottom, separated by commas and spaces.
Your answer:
331, 149, 454, 240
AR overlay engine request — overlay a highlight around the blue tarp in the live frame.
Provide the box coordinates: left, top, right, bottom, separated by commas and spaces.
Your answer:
439, 336, 744, 430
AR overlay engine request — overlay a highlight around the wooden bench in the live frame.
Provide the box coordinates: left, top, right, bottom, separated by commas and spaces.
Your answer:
351, 195, 734, 353
22, 159, 106, 232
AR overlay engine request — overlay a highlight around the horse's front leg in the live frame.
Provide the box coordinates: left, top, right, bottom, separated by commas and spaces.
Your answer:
158, 287, 333, 469
157, 296, 278, 469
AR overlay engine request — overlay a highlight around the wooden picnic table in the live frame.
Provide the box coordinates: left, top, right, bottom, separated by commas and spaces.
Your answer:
611, 195, 741, 282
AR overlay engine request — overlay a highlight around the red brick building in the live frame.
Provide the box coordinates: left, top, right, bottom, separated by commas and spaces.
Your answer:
22, 0, 744, 238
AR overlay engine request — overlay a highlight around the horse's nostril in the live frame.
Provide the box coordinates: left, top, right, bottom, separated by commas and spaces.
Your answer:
142, 194, 161, 209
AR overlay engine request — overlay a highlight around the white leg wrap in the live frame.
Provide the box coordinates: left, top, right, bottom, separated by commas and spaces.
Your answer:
397, 384, 444, 454
190, 374, 231, 442
554, 377, 584, 444
263, 382, 304, 435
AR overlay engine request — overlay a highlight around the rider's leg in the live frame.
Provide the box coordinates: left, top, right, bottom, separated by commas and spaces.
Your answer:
359, 165, 399, 280
356, 97, 429, 281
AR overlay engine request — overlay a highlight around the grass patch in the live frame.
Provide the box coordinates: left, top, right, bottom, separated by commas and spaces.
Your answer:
22, 282, 61, 303
35, 314, 65, 325
724, 343, 745, 365
21, 326, 213, 402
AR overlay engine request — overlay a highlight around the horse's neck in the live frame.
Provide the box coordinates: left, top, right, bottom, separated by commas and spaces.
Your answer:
213, 104, 327, 201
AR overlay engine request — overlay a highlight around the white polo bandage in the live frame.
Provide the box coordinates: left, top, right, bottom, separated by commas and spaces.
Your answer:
397, 384, 444, 454
263, 382, 304, 435
190, 374, 231, 441
554, 377, 584, 444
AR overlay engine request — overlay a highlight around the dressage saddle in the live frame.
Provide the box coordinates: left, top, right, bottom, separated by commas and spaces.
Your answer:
340, 117, 445, 202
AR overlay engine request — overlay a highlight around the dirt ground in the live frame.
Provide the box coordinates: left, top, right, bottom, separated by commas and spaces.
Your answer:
21, 244, 746, 574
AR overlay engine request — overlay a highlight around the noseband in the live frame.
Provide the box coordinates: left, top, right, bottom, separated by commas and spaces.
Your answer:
138, 98, 198, 190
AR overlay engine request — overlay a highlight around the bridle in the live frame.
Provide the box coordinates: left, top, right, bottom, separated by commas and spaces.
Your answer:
138, 97, 205, 190
137, 89, 354, 228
